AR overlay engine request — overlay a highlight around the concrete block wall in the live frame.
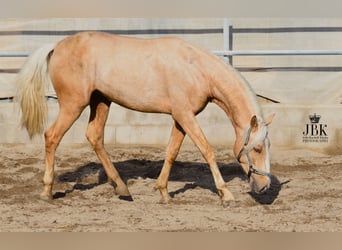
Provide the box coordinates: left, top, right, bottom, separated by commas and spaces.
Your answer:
1, 102, 340, 154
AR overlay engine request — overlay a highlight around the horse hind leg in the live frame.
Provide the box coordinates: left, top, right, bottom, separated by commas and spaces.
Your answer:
42, 104, 85, 200
86, 91, 132, 200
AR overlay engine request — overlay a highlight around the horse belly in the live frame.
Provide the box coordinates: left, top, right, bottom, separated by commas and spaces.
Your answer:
98, 79, 172, 114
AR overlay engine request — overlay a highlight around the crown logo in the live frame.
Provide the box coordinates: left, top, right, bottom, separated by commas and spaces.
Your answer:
309, 113, 321, 123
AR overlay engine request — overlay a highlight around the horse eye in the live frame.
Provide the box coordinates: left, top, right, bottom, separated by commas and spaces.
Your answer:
253, 146, 262, 153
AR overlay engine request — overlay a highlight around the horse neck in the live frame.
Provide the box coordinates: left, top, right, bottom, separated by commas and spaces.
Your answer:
210, 65, 262, 136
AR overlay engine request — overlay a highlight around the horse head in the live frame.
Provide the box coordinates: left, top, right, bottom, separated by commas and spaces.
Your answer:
234, 113, 275, 194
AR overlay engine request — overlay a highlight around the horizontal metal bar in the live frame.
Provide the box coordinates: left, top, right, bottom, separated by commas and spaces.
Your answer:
2, 50, 342, 58
237, 66, 342, 72
0, 52, 30, 57
0, 28, 224, 37
212, 50, 342, 56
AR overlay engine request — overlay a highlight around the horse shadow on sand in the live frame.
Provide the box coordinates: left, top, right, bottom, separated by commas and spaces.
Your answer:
55, 159, 285, 205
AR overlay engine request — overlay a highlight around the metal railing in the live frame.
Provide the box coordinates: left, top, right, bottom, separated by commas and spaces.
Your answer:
212, 49, 342, 56
2, 49, 342, 58
0, 52, 30, 57
1, 18, 342, 58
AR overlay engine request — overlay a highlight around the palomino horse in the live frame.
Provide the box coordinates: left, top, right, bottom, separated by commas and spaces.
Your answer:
16, 32, 274, 206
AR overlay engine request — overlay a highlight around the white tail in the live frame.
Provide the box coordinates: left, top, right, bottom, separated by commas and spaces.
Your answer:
15, 43, 56, 139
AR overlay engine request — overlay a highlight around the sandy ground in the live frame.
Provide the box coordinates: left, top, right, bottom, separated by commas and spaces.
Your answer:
0, 143, 341, 232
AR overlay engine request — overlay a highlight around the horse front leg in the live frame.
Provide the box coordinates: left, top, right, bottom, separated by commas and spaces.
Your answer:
174, 112, 235, 206
155, 122, 185, 204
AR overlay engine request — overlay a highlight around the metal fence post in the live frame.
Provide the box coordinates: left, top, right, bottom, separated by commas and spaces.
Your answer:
223, 18, 230, 64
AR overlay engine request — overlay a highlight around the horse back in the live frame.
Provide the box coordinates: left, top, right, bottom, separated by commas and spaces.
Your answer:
49, 32, 219, 114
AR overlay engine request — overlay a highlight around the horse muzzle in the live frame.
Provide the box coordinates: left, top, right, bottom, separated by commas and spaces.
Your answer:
250, 175, 271, 194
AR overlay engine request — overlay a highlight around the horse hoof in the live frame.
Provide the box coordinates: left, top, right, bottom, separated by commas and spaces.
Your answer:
221, 200, 230, 208
115, 185, 131, 197
118, 195, 134, 202
221, 199, 236, 208
158, 197, 172, 204
40, 192, 53, 201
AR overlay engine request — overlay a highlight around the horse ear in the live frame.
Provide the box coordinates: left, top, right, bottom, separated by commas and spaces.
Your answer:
264, 113, 275, 126
250, 115, 258, 131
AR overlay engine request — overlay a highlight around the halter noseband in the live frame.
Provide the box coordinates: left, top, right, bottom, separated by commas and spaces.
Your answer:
237, 127, 271, 180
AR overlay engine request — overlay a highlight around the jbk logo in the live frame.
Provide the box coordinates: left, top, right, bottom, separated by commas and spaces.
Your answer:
302, 113, 328, 143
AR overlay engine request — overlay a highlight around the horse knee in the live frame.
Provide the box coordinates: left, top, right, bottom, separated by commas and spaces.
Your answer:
86, 132, 96, 147
86, 128, 102, 149
44, 129, 58, 151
